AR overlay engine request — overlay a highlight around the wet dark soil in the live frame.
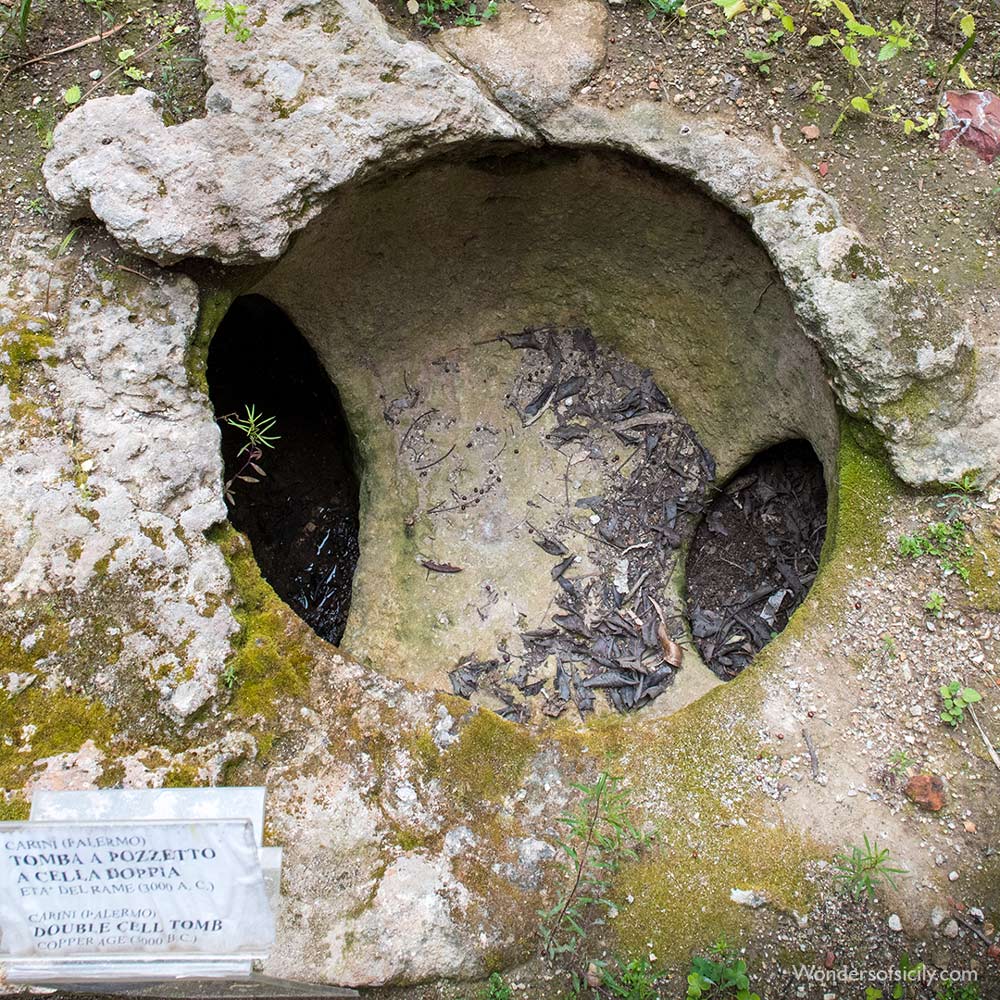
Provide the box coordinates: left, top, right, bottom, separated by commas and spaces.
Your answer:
685, 440, 828, 680
207, 295, 360, 645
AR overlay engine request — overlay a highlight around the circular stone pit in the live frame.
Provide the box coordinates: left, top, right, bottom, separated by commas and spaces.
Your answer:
205, 147, 839, 722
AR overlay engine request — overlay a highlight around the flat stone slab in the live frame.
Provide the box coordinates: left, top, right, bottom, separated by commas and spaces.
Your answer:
30, 788, 267, 846
35, 975, 358, 998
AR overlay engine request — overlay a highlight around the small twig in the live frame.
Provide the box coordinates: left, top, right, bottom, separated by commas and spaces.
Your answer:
951, 912, 994, 947
415, 443, 455, 471
754, 278, 776, 314
802, 728, 820, 779
99, 255, 152, 282
0, 20, 128, 89
81, 34, 160, 101
398, 407, 436, 455
969, 705, 1000, 772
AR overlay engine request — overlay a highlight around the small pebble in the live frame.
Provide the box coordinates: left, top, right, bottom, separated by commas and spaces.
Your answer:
89, 69, 102, 81
943, 919, 960, 939
888, 913, 902, 932
948, 870, 959, 882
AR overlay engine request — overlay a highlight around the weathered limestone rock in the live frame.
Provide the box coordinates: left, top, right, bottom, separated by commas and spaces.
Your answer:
325, 855, 478, 986
540, 102, 985, 486
0, 235, 236, 718
42, 0, 531, 264
41, 0, 992, 484
436, 0, 606, 125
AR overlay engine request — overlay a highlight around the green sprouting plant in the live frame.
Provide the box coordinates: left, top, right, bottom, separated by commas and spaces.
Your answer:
945, 472, 982, 497
647, 0, 685, 18
744, 48, 776, 74
939, 681, 983, 727
888, 749, 914, 778
865, 953, 926, 999
220, 405, 279, 505
832, 835, 907, 900
939, 472, 982, 518
936, 982, 981, 1000
539, 772, 647, 959
116, 48, 146, 83
195, 0, 251, 41
898, 519, 974, 582
412, 0, 497, 30
455, 2, 498, 26
686, 938, 761, 999
222, 662, 238, 689
479, 972, 512, 1000
925, 590, 945, 617
881, 634, 896, 660
8, 0, 32, 45
591, 955, 659, 1000
226, 404, 280, 455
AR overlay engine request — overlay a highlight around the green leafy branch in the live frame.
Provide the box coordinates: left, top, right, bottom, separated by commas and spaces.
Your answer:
538, 772, 647, 960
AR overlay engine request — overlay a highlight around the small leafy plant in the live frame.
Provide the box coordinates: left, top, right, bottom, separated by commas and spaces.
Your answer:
939, 681, 983, 727
410, 0, 498, 30
539, 772, 647, 959
647, 0, 685, 18
479, 972, 512, 1000
888, 749, 914, 779
832, 835, 907, 900
865, 953, 926, 999
936, 982, 981, 1000
587, 956, 660, 1000
898, 519, 975, 582
925, 591, 945, 617
220, 405, 279, 505
195, 0, 251, 41
686, 938, 761, 999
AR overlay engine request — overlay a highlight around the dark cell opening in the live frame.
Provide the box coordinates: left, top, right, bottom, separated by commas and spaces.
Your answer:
207, 295, 361, 645
685, 440, 828, 680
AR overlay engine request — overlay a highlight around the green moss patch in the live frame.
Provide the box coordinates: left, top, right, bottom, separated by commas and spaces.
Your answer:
557, 678, 826, 964
435, 709, 537, 806
0, 682, 116, 789
0, 319, 57, 425
208, 523, 314, 721
614, 819, 818, 961
0, 795, 31, 821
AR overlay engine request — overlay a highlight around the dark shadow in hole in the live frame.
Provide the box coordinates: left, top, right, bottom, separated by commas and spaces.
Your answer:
207, 294, 360, 645
686, 440, 828, 681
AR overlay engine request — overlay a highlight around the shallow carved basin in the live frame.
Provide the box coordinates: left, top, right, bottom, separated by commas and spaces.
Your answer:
204, 148, 839, 721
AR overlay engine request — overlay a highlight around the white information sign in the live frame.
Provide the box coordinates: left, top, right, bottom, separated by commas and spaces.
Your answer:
0, 819, 275, 966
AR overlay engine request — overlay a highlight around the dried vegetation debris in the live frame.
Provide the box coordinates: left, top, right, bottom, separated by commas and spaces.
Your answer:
687, 441, 828, 679
448, 325, 716, 719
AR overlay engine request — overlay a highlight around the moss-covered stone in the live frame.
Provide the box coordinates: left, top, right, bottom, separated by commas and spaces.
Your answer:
434, 709, 537, 806
162, 762, 204, 787
0, 795, 31, 821
0, 682, 116, 788
207, 522, 314, 722
185, 287, 235, 395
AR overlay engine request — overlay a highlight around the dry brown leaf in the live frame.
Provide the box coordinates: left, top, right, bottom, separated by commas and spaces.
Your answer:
657, 621, 684, 668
